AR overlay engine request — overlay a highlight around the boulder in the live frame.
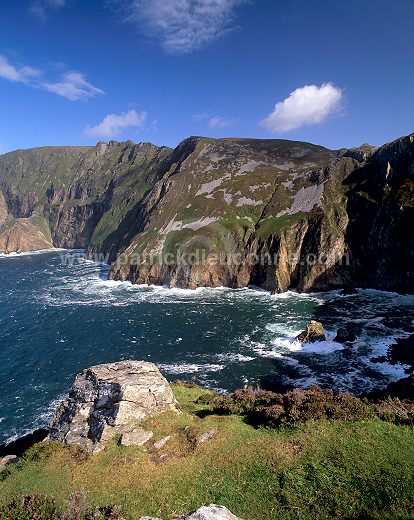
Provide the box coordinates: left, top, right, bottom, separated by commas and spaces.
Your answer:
176, 505, 243, 520
334, 325, 356, 343
296, 321, 326, 343
0, 454, 19, 472
138, 505, 243, 520
340, 285, 358, 295
48, 361, 179, 453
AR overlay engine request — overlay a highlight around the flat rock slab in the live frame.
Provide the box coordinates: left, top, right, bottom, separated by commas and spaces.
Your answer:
48, 361, 179, 453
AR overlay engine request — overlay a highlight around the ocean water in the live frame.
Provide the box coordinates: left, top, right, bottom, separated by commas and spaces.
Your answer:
0, 249, 413, 443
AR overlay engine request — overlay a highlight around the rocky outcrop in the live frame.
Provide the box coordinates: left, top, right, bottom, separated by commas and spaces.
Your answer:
0, 213, 53, 253
48, 361, 179, 453
387, 335, 414, 372
296, 321, 326, 343
0, 132, 413, 294
334, 325, 356, 343
176, 505, 243, 520
139, 505, 243, 520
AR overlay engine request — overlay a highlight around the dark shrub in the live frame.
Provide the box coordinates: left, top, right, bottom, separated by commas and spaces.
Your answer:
210, 385, 387, 427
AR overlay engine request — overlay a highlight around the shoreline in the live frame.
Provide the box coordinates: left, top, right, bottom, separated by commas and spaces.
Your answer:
2, 247, 414, 299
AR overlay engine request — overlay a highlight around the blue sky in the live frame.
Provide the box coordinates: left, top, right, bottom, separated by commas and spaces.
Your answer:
1, 0, 413, 153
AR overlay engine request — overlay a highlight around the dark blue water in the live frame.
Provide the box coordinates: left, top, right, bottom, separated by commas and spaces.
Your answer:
1, 250, 413, 443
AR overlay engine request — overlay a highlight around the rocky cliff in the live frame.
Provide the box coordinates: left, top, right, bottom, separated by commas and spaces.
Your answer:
0, 132, 413, 293
48, 361, 179, 453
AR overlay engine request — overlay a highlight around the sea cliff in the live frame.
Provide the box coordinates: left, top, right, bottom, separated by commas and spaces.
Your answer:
0, 133, 413, 293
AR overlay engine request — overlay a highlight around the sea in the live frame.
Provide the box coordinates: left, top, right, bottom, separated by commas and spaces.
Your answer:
1, 249, 413, 444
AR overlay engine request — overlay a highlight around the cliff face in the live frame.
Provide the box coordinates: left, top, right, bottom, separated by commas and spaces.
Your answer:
0, 133, 413, 293
0, 141, 171, 255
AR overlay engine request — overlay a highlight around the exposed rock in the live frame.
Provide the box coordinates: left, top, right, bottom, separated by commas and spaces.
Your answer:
137, 505, 243, 520
0, 213, 53, 254
197, 428, 217, 444
0, 454, 19, 471
369, 375, 414, 402
48, 361, 179, 453
121, 427, 153, 447
387, 335, 414, 372
153, 435, 171, 450
340, 285, 358, 295
334, 325, 357, 343
176, 504, 243, 520
296, 320, 326, 343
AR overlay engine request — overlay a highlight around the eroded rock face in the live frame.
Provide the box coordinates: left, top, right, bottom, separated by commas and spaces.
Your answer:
48, 361, 179, 453
296, 320, 326, 343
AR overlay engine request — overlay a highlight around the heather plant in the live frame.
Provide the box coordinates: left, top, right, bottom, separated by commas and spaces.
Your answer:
0, 494, 58, 519
210, 385, 414, 427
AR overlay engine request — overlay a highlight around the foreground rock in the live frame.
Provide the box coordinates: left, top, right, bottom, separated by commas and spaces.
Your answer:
177, 504, 243, 519
48, 361, 179, 453
139, 504, 243, 520
296, 320, 326, 343
334, 325, 356, 343
0, 455, 18, 472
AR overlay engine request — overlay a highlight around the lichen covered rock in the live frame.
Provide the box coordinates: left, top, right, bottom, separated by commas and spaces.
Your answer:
48, 361, 179, 453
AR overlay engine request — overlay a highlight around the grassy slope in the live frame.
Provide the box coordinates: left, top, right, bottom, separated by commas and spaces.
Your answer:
1, 384, 413, 520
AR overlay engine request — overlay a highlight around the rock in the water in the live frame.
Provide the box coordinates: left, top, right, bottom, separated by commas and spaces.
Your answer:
176, 504, 243, 520
334, 325, 357, 343
387, 335, 414, 372
48, 361, 179, 453
340, 285, 358, 295
296, 320, 326, 343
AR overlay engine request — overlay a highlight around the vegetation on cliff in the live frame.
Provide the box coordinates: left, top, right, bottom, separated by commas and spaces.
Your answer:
1, 381, 414, 519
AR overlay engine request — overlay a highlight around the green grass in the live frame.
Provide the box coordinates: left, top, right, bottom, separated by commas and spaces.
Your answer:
1, 384, 413, 519
256, 213, 306, 237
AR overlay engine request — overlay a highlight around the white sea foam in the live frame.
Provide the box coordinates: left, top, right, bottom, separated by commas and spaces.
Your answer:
158, 363, 224, 374
215, 353, 255, 362
0, 248, 66, 259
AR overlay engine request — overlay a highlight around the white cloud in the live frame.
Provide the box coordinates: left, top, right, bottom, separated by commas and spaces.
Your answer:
0, 55, 103, 102
122, 0, 247, 53
209, 115, 237, 128
0, 55, 41, 84
192, 112, 210, 122
84, 109, 148, 139
30, 0, 66, 21
41, 72, 105, 101
261, 83, 343, 133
